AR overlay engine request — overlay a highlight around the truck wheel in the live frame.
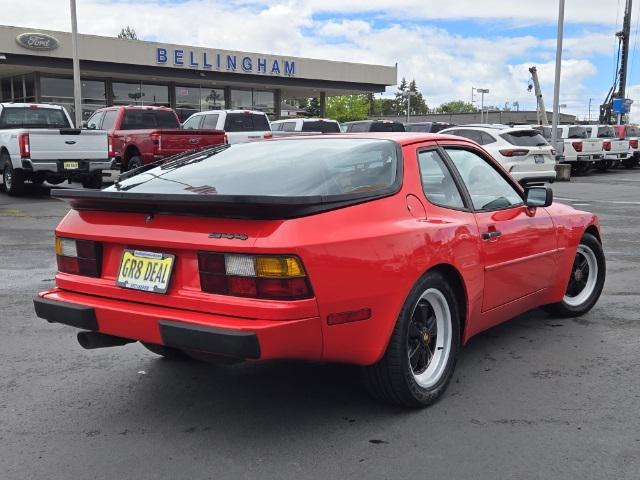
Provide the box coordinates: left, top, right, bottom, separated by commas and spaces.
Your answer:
81, 175, 103, 189
594, 162, 608, 172
622, 158, 636, 169
363, 271, 460, 407
542, 233, 605, 318
127, 156, 143, 171
3, 162, 25, 196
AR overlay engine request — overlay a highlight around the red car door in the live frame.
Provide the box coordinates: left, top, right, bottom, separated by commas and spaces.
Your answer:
442, 146, 558, 311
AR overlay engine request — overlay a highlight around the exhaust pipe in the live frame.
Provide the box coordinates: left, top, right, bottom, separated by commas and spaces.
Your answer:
77, 331, 134, 350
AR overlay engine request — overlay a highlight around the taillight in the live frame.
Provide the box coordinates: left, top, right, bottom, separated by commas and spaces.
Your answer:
151, 132, 162, 155
263, 133, 273, 139
572, 141, 583, 152
55, 237, 102, 277
603, 141, 611, 151
498, 149, 529, 157
628, 139, 636, 148
198, 252, 312, 300
223, 134, 228, 144
107, 134, 115, 158
18, 133, 30, 158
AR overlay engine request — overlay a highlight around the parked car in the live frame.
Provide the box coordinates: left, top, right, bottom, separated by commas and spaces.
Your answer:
271, 118, 341, 134
35, 133, 605, 408
342, 120, 405, 132
439, 125, 556, 184
586, 125, 629, 171
0, 103, 110, 195
404, 122, 455, 133
85, 106, 227, 171
612, 124, 639, 169
182, 110, 272, 144
533, 125, 603, 175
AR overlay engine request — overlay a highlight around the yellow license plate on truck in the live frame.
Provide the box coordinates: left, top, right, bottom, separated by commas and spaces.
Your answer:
116, 250, 175, 294
63, 161, 79, 169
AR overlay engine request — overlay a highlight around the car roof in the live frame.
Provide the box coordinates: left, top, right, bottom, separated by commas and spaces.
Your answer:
342, 119, 403, 125
273, 131, 475, 146
196, 109, 267, 115
0, 102, 64, 109
444, 124, 540, 134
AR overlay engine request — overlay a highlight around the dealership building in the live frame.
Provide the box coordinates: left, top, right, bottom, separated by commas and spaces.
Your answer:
0, 25, 397, 122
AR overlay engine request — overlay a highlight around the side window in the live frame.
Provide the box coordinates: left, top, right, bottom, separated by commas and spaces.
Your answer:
183, 115, 203, 129
453, 129, 483, 144
86, 111, 104, 130
480, 132, 497, 145
445, 148, 523, 211
282, 122, 296, 132
348, 123, 368, 133
271, 122, 282, 131
100, 110, 117, 131
201, 114, 219, 129
417, 150, 465, 209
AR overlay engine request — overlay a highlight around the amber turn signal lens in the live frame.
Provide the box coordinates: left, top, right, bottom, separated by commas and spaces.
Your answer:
255, 256, 305, 278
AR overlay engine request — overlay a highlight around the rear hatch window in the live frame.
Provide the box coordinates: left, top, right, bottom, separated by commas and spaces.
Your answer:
626, 126, 640, 137
597, 126, 616, 138
224, 113, 270, 132
301, 121, 340, 133
370, 122, 405, 132
567, 127, 589, 139
405, 124, 431, 132
121, 110, 179, 130
500, 130, 549, 147
110, 139, 398, 197
0, 107, 71, 129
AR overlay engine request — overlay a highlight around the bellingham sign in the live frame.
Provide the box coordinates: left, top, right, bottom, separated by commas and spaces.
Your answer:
156, 47, 296, 77
16, 32, 60, 51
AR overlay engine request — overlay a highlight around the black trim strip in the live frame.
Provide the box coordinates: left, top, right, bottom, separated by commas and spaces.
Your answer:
33, 297, 98, 330
159, 320, 260, 359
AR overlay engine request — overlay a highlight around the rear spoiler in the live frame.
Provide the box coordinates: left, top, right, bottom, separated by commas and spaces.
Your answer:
50, 188, 394, 220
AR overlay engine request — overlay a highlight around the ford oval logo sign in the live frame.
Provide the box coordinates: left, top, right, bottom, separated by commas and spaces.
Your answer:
16, 32, 60, 51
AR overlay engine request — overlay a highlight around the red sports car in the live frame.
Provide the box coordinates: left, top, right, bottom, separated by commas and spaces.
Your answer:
35, 134, 606, 407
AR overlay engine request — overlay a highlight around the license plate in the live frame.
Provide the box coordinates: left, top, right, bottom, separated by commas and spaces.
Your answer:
534, 155, 544, 164
116, 250, 175, 294
63, 161, 79, 169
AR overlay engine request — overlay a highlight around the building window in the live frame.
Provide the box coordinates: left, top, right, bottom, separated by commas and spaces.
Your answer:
41, 76, 74, 100
230, 89, 274, 114
0, 74, 35, 103
201, 88, 224, 110
112, 82, 169, 106
175, 85, 224, 122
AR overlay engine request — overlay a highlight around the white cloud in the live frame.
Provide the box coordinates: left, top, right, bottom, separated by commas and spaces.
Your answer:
0, 0, 634, 118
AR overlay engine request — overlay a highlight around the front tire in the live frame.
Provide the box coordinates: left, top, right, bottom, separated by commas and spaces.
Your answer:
543, 233, 605, 318
363, 271, 460, 407
127, 156, 143, 171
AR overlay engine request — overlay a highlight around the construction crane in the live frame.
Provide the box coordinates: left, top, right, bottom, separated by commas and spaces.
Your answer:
600, 0, 633, 124
528, 66, 548, 126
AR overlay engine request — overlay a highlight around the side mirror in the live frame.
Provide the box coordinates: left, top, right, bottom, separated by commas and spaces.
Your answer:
525, 186, 553, 207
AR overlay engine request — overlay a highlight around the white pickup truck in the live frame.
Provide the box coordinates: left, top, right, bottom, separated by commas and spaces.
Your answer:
533, 125, 603, 175
182, 110, 272, 144
586, 125, 629, 171
0, 103, 110, 195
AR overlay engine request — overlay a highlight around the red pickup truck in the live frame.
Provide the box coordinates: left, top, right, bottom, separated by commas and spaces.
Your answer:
85, 106, 226, 170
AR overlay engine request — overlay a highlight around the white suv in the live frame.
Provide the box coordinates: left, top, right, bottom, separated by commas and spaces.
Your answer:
439, 125, 557, 183
271, 118, 341, 134
182, 110, 272, 144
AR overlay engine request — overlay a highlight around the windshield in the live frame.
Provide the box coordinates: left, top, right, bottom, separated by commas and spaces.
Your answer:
500, 130, 549, 146
109, 138, 399, 197
0, 107, 71, 129
626, 126, 640, 137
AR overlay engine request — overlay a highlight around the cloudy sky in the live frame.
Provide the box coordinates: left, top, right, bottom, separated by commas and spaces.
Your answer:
3, 0, 640, 120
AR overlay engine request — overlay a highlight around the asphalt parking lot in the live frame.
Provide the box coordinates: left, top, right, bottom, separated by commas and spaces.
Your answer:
1, 170, 639, 480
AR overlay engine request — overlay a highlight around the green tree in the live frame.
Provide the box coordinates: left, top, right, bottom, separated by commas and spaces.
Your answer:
326, 95, 370, 122
371, 98, 397, 116
306, 97, 320, 117
394, 77, 409, 114
437, 100, 478, 114
118, 26, 138, 40
408, 80, 428, 115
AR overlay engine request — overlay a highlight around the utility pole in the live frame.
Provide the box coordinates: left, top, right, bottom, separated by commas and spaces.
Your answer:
588, 98, 592, 122
551, 0, 565, 149
70, 0, 82, 128
477, 88, 489, 123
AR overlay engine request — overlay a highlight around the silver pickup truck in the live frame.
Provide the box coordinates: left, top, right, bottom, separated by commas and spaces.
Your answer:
0, 103, 110, 196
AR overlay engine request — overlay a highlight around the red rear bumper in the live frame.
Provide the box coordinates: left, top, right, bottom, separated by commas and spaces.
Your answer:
35, 289, 323, 361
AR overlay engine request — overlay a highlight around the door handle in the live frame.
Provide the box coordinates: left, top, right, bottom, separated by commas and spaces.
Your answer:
481, 230, 502, 240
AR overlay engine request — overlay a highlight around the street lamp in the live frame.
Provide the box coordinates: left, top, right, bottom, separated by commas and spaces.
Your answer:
70, 0, 82, 127
406, 90, 417, 123
477, 88, 489, 123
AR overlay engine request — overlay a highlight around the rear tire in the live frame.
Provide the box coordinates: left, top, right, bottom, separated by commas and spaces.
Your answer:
622, 158, 637, 169
141, 342, 189, 360
3, 161, 25, 196
542, 233, 605, 318
127, 156, 143, 171
363, 271, 460, 407
81, 174, 103, 190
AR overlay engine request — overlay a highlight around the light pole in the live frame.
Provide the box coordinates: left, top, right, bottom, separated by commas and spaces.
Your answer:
70, 0, 82, 127
588, 98, 592, 122
406, 90, 416, 123
477, 88, 489, 123
551, 0, 565, 148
